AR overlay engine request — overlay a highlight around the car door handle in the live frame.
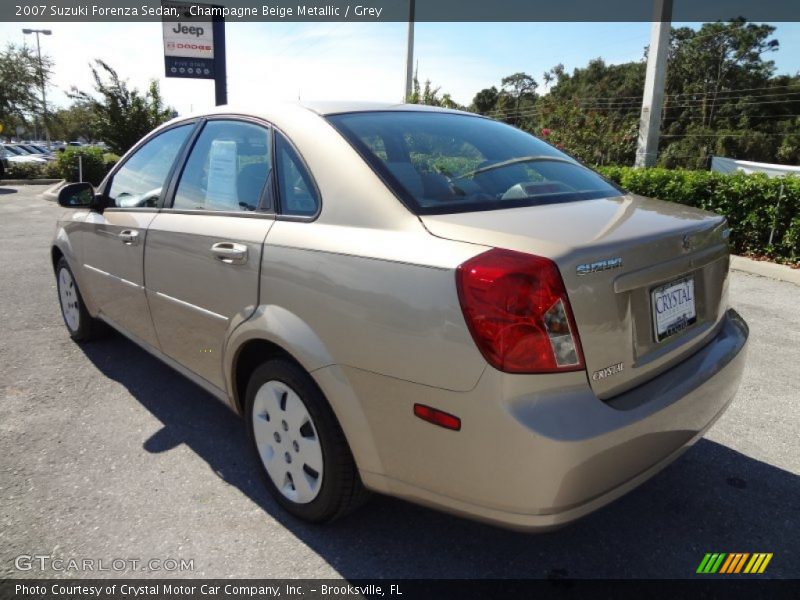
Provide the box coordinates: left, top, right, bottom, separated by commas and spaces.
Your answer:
119, 230, 139, 245
211, 242, 248, 265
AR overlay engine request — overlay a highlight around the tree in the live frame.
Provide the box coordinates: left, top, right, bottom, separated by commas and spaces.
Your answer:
500, 72, 538, 124
0, 43, 53, 137
513, 21, 793, 168
546, 58, 645, 109
70, 60, 174, 155
406, 66, 462, 109
537, 99, 638, 166
471, 86, 499, 114
658, 20, 788, 166
50, 102, 95, 142
542, 71, 553, 93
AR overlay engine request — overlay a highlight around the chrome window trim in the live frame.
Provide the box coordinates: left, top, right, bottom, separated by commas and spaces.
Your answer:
156, 208, 276, 220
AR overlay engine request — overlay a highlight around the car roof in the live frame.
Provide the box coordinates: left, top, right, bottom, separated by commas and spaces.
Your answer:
148, 101, 483, 156
191, 100, 472, 120
300, 100, 467, 116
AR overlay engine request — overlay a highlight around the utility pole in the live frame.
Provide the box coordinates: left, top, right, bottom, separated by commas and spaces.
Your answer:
212, 14, 227, 106
22, 28, 52, 149
403, 0, 415, 102
634, 0, 672, 168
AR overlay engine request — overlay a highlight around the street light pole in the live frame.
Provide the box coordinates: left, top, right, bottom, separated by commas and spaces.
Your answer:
403, 0, 415, 102
22, 28, 52, 149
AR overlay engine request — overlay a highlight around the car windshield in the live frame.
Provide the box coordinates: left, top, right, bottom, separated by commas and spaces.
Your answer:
3, 145, 23, 156
327, 111, 622, 215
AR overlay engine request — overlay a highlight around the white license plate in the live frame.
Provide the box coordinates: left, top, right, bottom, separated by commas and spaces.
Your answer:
651, 277, 696, 342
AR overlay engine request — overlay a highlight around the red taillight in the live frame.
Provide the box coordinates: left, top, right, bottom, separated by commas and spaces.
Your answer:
456, 248, 585, 374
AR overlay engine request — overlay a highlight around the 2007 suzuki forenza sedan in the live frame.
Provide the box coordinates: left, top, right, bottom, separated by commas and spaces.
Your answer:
52, 102, 748, 530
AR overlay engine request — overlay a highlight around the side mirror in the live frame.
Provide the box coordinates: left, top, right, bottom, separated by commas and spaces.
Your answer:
58, 182, 96, 208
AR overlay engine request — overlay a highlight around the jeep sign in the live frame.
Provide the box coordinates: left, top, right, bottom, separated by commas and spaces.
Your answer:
162, 1, 215, 79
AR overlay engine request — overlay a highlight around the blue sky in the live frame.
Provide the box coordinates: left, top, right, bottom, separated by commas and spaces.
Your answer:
2, 21, 799, 115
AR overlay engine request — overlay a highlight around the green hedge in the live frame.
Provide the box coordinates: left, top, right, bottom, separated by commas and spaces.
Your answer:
5, 161, 46, 180
54, 147, 118, 186
597, 166, 799, 265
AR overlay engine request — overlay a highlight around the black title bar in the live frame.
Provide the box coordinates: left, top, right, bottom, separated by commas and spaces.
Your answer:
3, 579, 800, 600
4, 0, 800, 22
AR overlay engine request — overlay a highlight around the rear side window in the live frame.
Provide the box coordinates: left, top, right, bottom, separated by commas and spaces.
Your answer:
107, 124, 193, 208
275, 132, 319, 217
327, 111, 621, 215
173, 120, 271, 212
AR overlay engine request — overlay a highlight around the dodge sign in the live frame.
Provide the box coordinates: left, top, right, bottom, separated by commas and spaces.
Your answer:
162, 1, 215, 79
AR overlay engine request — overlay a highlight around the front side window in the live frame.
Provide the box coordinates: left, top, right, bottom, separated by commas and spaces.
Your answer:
327, 111, 621, 215
106, 124, 193, 208
275, 132, 319, 217
173, 120, 271, 212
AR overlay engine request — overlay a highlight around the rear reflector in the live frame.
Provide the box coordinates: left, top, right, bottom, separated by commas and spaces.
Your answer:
413, 404, 461, 431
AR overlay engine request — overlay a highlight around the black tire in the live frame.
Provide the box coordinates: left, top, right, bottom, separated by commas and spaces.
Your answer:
245, 358, 370, 523
55, 257, 104, 341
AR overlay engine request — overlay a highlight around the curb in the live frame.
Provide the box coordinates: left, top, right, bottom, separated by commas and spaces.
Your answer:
730, 255, 800, 286
1, 178, 62, 185
41, 180, 68, 203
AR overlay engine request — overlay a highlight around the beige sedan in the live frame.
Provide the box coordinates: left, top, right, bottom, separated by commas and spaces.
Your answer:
52, 102, 748, 530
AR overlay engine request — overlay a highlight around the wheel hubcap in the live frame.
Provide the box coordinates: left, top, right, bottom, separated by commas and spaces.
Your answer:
252, 380, 323, 504
58, 267, 80, 333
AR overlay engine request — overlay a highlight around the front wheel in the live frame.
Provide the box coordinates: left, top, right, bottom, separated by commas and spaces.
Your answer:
246, 359, 370, 523
56, 257, 103, 341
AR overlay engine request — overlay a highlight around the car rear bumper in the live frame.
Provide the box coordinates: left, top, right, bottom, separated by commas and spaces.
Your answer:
317, 308, 748, 531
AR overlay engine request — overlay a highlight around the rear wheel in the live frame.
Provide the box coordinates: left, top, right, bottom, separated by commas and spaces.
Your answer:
246, 359, 369, 522
56, 257, 103, 341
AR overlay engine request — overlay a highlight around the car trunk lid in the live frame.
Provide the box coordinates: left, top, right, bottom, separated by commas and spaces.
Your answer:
421, 194, 731, 398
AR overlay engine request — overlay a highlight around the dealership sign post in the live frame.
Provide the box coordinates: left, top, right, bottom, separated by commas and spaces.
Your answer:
161, 1, 227, 105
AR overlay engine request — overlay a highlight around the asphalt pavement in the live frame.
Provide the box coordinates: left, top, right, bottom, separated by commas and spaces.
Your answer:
0, 184, 797, 579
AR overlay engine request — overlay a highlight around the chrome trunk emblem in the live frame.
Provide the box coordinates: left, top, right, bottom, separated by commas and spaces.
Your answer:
576, 257, 623, 276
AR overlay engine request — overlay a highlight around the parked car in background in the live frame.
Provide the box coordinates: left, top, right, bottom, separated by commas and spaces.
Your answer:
1, 144, 48, 164
51, 102, 748, 530
15, 144, 56, 161
30, 143, 54, 154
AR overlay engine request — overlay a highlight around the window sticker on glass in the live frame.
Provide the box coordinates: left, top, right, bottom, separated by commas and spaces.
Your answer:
206, 140, 238, 210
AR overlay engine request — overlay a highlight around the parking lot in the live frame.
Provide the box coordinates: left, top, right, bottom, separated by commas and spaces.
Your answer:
1, 184, 798, 579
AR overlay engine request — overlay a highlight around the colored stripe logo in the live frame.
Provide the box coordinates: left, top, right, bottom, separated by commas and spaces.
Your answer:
696, 553, 773, 574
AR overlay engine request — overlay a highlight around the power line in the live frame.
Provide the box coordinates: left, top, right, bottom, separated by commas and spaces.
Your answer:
481, 90, 800, 118
485, 94, 800, 119
499, 86, 800, 107
660, 132, 791, 138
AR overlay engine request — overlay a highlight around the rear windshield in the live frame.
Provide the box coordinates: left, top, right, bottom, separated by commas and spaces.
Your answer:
327, 111, 621, 215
